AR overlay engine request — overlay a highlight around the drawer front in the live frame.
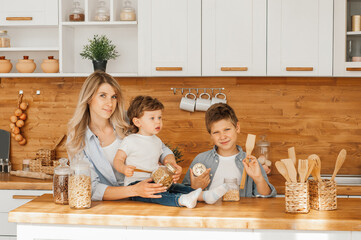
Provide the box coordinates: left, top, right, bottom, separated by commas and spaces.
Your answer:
0, 212, 16, 236
0, 0, 58, 25
0, 190, 52, 213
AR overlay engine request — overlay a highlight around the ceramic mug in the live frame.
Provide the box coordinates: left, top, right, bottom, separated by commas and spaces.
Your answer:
180, 93, 196, 112
211, 92, 227, 105
195, 93, 211, 111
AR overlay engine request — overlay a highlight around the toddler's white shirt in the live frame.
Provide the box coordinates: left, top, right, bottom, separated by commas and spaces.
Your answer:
119, 134, 163, 186
209, 153, 241, 190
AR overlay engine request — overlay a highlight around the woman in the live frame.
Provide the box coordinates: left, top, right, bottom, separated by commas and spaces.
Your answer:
66, 71, 180, 201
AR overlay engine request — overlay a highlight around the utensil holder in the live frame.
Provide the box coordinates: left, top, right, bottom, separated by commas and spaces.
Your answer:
285, 181, 310, 213
309, 179, 337, 211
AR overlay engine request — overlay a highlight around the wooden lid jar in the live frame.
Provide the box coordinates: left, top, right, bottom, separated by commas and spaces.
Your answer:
41, 56, 59, 73
0, 56, 12, 73
16, 56, 36, 73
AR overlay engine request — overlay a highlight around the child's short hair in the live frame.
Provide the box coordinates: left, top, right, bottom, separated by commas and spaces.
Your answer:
127, 95, 164, 133
205, 103, 238, 133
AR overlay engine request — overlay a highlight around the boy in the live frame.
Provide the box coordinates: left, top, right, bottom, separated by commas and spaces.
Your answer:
113, 96, 229, 208
183, 103, 276, 198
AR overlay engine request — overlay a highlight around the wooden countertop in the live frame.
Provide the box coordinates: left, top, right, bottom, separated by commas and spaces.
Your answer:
0, 173, 52, 190
268, 174, 361, 195
8, 194, 361, 231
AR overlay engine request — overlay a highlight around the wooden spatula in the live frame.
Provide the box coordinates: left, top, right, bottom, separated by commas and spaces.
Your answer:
298, 159, 308, 183
281, 158, 297, 183
305, 159, 315, 180
308, 154, 321, 182
134, 168, 153, 174
240, 134, 256, 189
288, 147, 297, 167
275, 161, 291, 183
331, 149, 347, 181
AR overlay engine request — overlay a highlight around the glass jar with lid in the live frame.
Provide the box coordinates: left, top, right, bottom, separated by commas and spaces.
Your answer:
69, 1, 85, 22
120, 0, 136, 21
94, 1, 110, 21
222, 178, 240, 202
255, 135, 271, 175
53, 158, 71, 205
69, 158, 91, 209
151, 163, 175, 189
0, 30, 10, 48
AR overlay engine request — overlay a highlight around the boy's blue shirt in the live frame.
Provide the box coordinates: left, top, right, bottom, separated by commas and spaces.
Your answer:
182, 145, 277, 198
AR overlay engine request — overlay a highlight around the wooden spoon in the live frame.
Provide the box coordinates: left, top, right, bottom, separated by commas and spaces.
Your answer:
281, 158, 297, 183
305, 159, 315, 180
308, 154, 321, 182
298, 159, 308, 183
331, 149, 347, 181
240, 134, 256, 189
134, 169, 152, 174
275, 161, 291, 183
288, 147, 297, 167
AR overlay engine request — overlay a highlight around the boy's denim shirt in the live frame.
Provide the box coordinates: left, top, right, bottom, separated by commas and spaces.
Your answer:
182, 145, 277, 198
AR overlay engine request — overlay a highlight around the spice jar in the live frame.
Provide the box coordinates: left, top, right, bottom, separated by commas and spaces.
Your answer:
0, 56, 12, 73
53, 158, 71, 205
255, 135, 272, 175
0, 30, 10, 48
69, 160, 91, 209
16, 56, 36, 73
41, 56, 59, 73
22, 159, 30, 172
151, 163, 175, 189
222, 178, 240, 202
94, 1, 110, 21
120, 0, 136, 21
69, 1, 85, 22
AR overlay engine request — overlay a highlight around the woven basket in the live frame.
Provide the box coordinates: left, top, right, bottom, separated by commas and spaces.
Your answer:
285, 181, 310, 213
36, 149, 55, 166
29, 159, 59, 175
29, 159, 42, 172
309, 179, 337, 211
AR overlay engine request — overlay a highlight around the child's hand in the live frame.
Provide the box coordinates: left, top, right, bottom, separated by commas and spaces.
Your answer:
124, 165, 136, 177
242, 155, 263, 180
190, 168, 211, 190
172, 163, 182, 183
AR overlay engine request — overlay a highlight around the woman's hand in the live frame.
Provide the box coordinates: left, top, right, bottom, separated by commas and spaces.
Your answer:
133, 178, 167, 198
124, 165, 136, 177
190, 168, 211, 190
242, 155, 263, 181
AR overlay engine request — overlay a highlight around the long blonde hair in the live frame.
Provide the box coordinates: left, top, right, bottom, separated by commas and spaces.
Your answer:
66, 71, 128, 159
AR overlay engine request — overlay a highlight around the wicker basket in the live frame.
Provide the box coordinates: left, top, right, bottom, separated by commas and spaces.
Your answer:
29, 159, 59, 175
309, 179, 337, 211
36, 149, 55, 166
29, 159, 42, 172
285, 181, 310, 213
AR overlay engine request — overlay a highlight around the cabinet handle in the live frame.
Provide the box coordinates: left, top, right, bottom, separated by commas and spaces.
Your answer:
156, 67, 183, 71
346, 67, 361, 71
12, 195, 39, 200
286, 67, 313, 71
221, 67, 248, 71
6, 17, 33, 21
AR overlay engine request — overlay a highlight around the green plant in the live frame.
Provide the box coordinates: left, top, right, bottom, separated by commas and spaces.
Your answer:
80, 35, 119, 61
166, 144, 184, 164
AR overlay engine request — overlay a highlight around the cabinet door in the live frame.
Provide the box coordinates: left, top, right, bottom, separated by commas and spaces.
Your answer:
267, 0, 333, 76
202, 0, 266, 76
138, 0, 201, 76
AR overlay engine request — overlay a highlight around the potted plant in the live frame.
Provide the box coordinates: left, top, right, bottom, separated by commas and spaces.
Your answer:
80, 34, 119, 72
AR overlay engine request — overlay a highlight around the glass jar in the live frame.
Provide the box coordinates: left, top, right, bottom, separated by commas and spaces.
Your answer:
22, 159, 30, 171
69, 1, 85, 22
151, 163, 175, 189
0, 30, 10, 48
222, 178, 240, 202
53, 158, 71, 205
69, 159, 91, 209
192, 163, 206, 177
255, 135, 270, 162
120, 0, 136, 21
94, 1, 110, 21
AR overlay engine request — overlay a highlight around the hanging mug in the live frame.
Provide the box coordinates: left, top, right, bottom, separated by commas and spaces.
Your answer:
195, 93, 212, 111
180, 93, 196, 112
211, 92, 227, 105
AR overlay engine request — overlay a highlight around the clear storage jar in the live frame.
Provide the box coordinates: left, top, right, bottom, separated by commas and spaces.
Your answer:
222, 178, 240, 202
69, 1, 85, 21
151, 163, 176, 189
120, 0, 136, 21
94, 1, 110, 21
0, 30, 10, 48
69, 160, 91, 209
53, 158, 71, 205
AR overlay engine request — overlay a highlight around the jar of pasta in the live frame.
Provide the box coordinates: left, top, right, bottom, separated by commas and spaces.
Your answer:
53, 158, 70, 205
69, 160, 91, 209
0, 30, 10, 48
151, 163, 176, 189
222, 178, 240, 202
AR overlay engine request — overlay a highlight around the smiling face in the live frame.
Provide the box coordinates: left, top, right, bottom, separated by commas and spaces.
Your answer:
210, 119, 240, 156
88, 83, 118, 121
133, 110, 163, 136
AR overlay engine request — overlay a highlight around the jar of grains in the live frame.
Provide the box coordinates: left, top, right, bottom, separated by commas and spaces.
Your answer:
69, 159, 91, 209
120, 0, 136, 21
53, 158, 71, 205
69, 1, 85, 21
222, 178, 240, 202
0, 30, 10, 48
151, 163, 176, 189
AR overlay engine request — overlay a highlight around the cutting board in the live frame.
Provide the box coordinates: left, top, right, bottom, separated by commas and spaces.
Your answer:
0, 129, 10, 160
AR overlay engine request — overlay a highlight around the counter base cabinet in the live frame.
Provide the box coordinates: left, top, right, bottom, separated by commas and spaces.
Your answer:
16, 224, 361, 240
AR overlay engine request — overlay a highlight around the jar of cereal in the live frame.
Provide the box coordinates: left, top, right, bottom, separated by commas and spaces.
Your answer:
222, 178, 240, 202
69, 159, 91, 209
151, 163, 175, 189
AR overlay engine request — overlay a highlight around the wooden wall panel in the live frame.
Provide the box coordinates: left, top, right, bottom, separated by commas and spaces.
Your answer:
0, 76, 361, 176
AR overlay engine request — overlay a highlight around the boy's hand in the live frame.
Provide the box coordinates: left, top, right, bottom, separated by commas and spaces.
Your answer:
124, 165, 136, 177
190, 168, 211, 190
242, 155, 263, 180
171, 163, 182, 183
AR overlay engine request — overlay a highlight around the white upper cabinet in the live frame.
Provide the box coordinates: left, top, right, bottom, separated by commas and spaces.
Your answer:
267, 0, 333, 76
138, 0, 201, 76
202, 0, 266, 76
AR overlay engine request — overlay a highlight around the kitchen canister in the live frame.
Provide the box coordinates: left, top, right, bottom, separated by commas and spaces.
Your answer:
16, 56, 36, 73
285, 181, 309, 213
53, 158, 71, 205
0, 56, 12, 73
41, 56, 59, 73
222, 178, 240, 202
151, 163, 176, 189
69, 159, 91, 209
352, 15, 361, 31
309, 179, 337, 211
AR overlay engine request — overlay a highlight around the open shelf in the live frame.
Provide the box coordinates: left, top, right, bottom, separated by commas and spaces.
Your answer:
0, 47, 59, 52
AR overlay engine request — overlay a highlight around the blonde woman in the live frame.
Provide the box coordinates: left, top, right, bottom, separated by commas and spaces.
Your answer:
67, 71, 179, 200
